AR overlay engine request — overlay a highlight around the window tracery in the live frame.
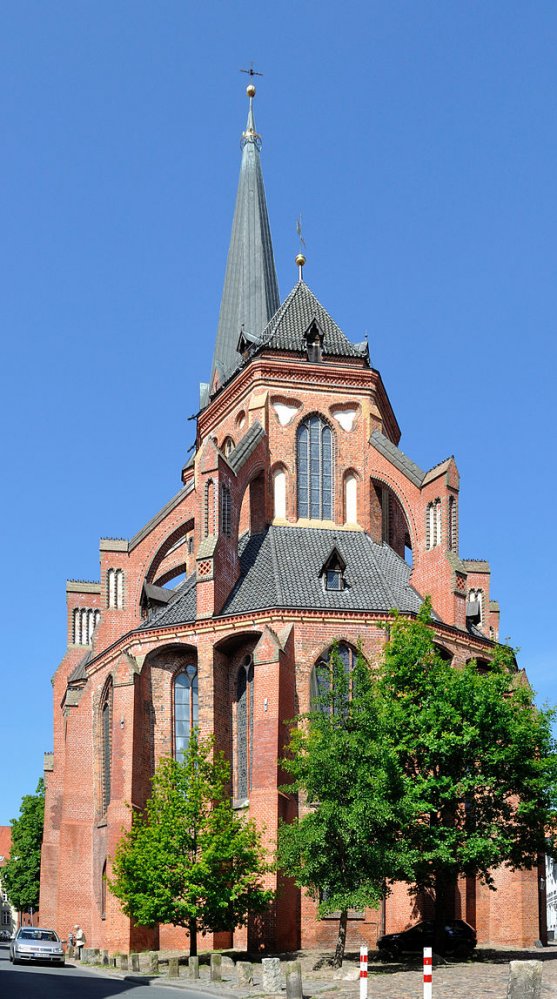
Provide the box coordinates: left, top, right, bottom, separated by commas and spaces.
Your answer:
174, 665, 198, 763
296, 414, 334, 520
236, 655, 254, 801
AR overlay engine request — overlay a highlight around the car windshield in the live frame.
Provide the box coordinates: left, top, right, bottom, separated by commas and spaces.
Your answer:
19, 930, 58, 941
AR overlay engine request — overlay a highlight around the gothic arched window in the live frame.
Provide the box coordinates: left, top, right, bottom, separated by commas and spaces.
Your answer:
100, 681, 113, 814
236, 656, 254, 801
174, 665, 198, 763
426, 499, 442, 549
310, 642, 356, 714
296, 414, 334, 520
107, 568, 124, 609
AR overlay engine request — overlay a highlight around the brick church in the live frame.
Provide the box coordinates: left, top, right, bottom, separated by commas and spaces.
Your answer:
40, 86, 544, 953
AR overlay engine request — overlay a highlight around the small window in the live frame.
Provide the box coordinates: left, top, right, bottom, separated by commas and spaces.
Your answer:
107, 569, 124, 609
426, 499, 442, 549
101, 859, 107, 919
326, 569, 343, 591
222, 436, 235, 457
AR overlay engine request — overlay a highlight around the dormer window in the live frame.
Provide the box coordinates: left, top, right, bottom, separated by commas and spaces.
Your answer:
319, 546, 347, 592
303, 318, 324, 362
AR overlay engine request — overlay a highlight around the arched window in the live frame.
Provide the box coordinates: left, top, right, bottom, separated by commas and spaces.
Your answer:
344, 472, 357, 524
273, 466, 287, 519
174, 665, 198, 763
448, 495, 458, 553
222, 436, 235, 457
310, 642, 356, 714
205, 479, 215, 537
468, 588, 484, 626
426, 499, 442, 549
73, 607, 100, 645
101, 859, 107, 919
221, 484, 232, 537
297, 414, 334, 520
107, 569, 124, 609
236, 655, 254, 801
100, 681, 113, 814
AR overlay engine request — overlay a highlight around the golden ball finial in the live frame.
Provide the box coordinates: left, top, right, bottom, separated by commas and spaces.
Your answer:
246, 83, 256, 98
295, 253, 306, 268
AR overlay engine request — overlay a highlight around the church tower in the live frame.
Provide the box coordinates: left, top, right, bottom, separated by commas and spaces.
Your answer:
39, 86, 542, 957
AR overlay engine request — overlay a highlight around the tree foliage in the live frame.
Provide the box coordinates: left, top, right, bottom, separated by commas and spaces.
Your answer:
380, 601, 557, 943
109, 733, 272, 956
277, 644, 416, 966
2, 779, 45, 912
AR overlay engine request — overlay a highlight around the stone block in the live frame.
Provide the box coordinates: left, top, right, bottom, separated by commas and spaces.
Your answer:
210, 953, 222, 981
101, 950, 109, 966
131, 952, 140, 972
120, 954, 129, 971
168, 956, 180, 977
286, 959, 302, 999
149, 951, 159, 974
237, 961, 253, 986
507, 960, 543, 999
189, 955, 200, 979
262, 957, 282, 993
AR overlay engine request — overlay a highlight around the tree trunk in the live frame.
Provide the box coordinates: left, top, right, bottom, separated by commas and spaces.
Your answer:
333, 908, 348, 968
189, 917, 197, 957
433, 869, 456, 955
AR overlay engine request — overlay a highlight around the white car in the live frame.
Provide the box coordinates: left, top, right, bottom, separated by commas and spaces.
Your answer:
9, 927, 65, 965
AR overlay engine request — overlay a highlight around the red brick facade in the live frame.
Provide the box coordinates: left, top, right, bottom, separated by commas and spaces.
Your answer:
39, 330, 544, 953
39, 93, 543, 954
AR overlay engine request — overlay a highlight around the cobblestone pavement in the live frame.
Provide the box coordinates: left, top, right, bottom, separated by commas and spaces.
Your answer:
75, 949, 557, 998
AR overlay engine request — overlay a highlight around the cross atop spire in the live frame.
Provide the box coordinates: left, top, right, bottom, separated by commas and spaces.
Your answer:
209, 83, 280, 394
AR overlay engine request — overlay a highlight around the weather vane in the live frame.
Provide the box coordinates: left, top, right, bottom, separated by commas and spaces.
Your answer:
240, 63, 263, 79
295, 215, 307, 281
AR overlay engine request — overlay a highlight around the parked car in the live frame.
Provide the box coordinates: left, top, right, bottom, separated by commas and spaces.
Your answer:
377, 919, 477, 958
9, 927, 65, 965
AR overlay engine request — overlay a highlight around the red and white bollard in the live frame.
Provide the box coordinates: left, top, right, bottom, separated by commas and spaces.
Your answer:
359, 945, 368, 999
423, 946, 433, 999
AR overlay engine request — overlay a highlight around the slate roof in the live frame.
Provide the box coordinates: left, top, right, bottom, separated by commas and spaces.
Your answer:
227, 421, 265, 474
139, 525, 423, 632
370, 429, 425, 487
139, 573, 197, 630
255, 281, 369, 360
211, 96, 280, 386
67, 650, 92, 685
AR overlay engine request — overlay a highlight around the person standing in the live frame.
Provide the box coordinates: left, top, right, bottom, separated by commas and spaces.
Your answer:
74, 924, 85, 959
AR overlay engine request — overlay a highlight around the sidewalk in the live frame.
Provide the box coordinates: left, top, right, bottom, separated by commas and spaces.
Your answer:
73, 947, 557, 998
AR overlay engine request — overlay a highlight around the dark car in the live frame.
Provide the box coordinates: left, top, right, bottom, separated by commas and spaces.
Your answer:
377, 919, 476, 958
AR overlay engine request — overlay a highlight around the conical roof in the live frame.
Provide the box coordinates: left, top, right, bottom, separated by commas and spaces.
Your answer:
210, 92, 280, 389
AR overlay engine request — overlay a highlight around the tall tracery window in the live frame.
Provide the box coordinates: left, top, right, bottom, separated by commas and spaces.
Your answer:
107, 568, 124, 609
174, 665, 198, 763
100, 681, 112, 814
448, 495, 458, 553
297, 414, 334, 520
101, 859, 107, 919
204, 479, 216, 537
426, 499, 442, 549
221, 484, 232, 537
236, 655, 254, 801
73, 607, 101, 645
311, 642, 356, 714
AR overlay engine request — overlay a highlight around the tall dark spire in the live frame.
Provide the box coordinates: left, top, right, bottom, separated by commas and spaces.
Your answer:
209, 86, 280, 392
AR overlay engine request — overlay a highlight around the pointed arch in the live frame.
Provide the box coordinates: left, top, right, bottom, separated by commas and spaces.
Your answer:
173, 663, 198, 763
100, 677, 113, 815
296, 413, 335, 520
236, 655, 254, 800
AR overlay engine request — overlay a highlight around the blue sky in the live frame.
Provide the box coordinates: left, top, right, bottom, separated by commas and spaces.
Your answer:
1, 1, 556, 825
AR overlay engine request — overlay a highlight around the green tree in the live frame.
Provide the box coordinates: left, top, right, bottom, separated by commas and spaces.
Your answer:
277, 645, 416, 967
381, 601, 557, 951
109, 732, 272, 956
2, 779, 45, 914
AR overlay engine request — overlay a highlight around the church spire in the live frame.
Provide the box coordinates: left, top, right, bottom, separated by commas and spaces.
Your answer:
209, 84, 280, 392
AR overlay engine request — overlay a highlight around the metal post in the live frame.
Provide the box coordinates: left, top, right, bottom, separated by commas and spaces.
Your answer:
359, 945, 368, 999
423, 946, 433, 999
